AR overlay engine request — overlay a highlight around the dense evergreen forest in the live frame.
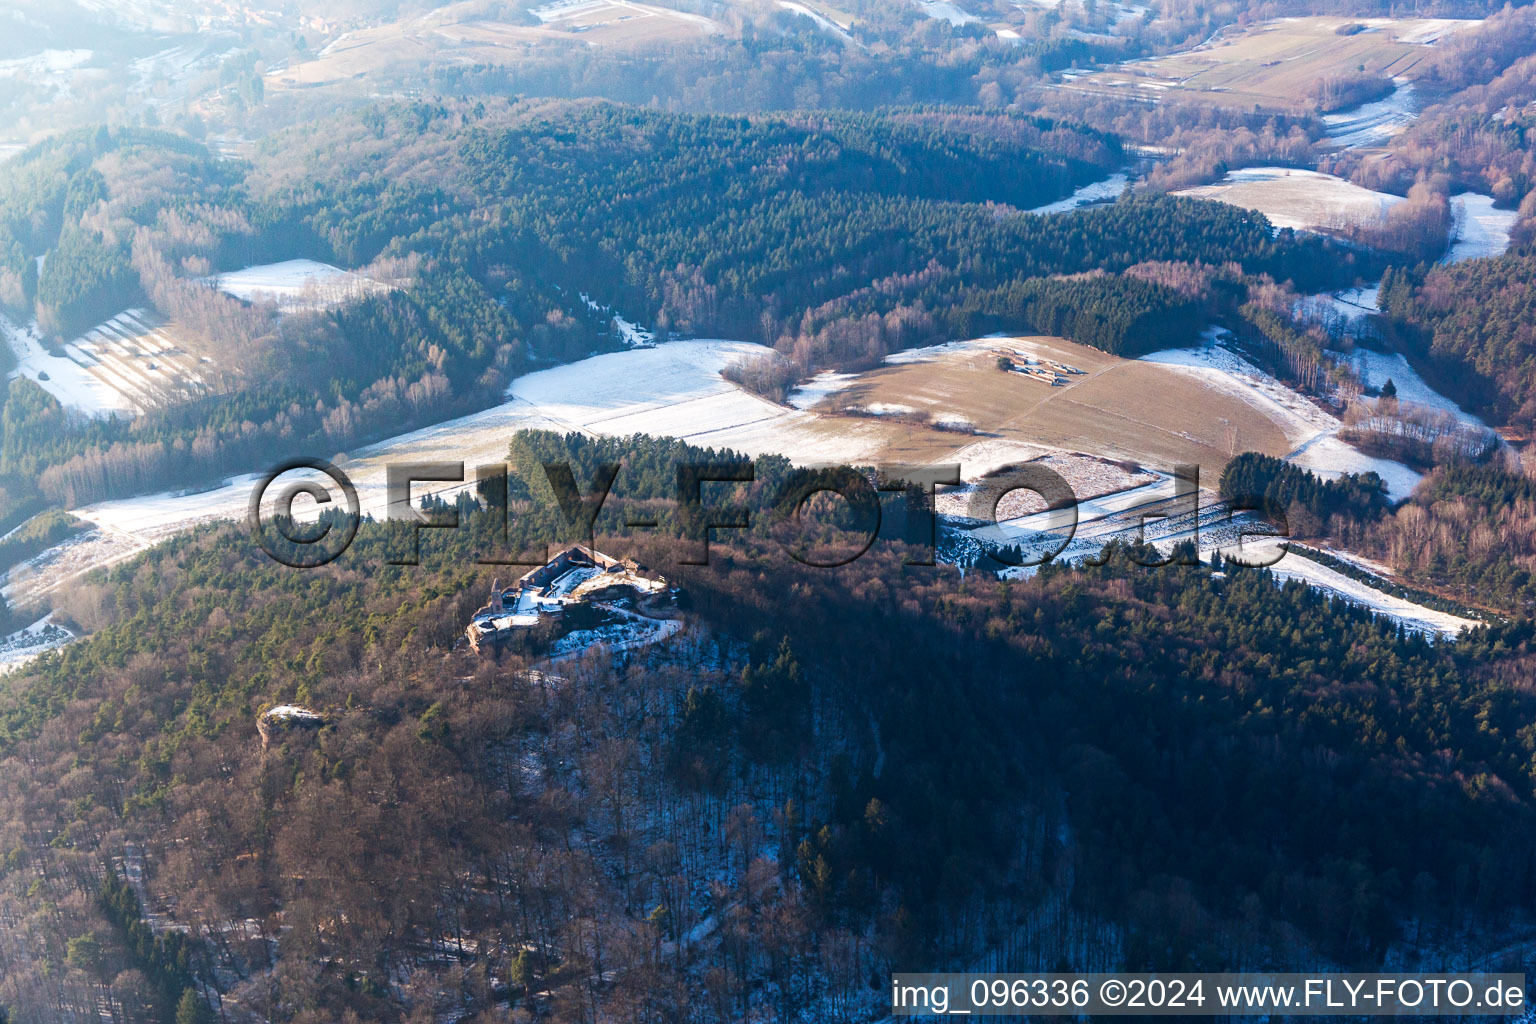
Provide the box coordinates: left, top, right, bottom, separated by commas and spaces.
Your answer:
1380, 252, 1536, 430
2, 431, 1535, 1023
314, 101, 1368, 354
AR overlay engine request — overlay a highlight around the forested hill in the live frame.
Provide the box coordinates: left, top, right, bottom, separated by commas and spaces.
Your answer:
2, 435, 1535, 1021
1380, 251, 1536, 430
260, 99, 1375, 359
1, 103, 1385, 514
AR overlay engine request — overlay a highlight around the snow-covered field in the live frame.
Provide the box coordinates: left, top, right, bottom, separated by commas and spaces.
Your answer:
1344, 348, 1483, 425
962, 473, 1180, 550
1142, 330, 1422, 497
935, 439, 1157, 520
36, 341, 894, 596
208, 259, 382, 310
71, 309, 214, 411
2, 520, 149, 607
884, 338, 985, 364
1383, 16, 1481, 43
879, 335, 1088, 370
1324, 79, 1417, 149
949, 475, 1241, 580
1027, 171, 1132, 214
1443, 192, 1518, 264
1173, 167, 1403, 232
530, 0, 610, 20
1293, 190, 1513, 369
507, 340, 889, 462
1287, 433, 1421, 498
3, 312, 135, 417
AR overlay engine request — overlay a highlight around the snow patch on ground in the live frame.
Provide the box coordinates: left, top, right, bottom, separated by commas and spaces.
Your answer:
0, 49, 93, 78
884, 337, 997, 364
858, 402, 917, 416
1343, 348, 1483, 426
263, 704, 324, 723
1027, 171, 1132, 214
963, 474, 1177, 550
1388, 17, 1481, 43
1289, 434, 1422, 499
579, 293, 655, 347
943, 438, 1052, 478
1142, 330, 1337, 440
1324, 78, 1417, 150
917, 1, 981, 26
938, 444, 1157, 521
528, 0, 720, 31
612, 314, 654, 347
1296, 284, 1381, 331
2, 524, 148, 607
1238, 540, 1476, 638
787, 369, 858, 409
530, 0, 609, 21
549, 609, 682, 661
